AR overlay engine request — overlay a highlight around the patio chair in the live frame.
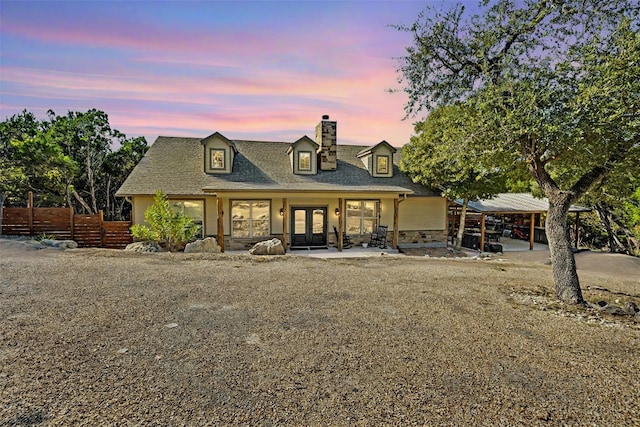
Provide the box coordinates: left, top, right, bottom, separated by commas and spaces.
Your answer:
333, 226, 352, 249
369, 225, 388, 248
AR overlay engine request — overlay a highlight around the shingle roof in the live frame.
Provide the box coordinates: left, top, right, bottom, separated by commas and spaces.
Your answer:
116, 136, 439, 197
454, 193, 591, 213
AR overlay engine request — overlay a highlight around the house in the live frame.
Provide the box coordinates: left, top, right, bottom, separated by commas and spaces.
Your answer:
116, 116, 447, 251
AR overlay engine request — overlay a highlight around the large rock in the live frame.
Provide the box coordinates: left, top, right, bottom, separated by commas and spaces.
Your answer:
184, 237, 221, 253
40, 239, 78, 249
125, 241, 161, 253
624, 301, 638, 316
249, 238, 285, 256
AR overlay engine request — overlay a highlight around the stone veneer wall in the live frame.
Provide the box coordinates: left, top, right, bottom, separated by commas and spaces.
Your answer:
316, 120, 337, 171
398, 230, 447, 245
327, 229, 447, 247
223, 230, 448, 251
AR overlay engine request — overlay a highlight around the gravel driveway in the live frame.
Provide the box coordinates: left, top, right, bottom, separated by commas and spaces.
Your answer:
1, 242, 639, 425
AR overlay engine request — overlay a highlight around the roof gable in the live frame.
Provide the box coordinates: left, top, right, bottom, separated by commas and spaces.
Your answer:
356, 140, 397, 158
200, 131, 238, 153
286, 135, 319, 154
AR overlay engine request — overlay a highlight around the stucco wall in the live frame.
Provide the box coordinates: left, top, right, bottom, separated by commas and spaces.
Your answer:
398, 197, 447, 230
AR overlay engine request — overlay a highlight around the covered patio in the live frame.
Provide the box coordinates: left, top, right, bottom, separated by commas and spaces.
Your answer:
449, 193, 591, 251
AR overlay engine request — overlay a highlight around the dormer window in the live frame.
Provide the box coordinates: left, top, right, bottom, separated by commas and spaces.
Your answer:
287, 136, 318, 175
298, 151, 312, 171
210, 149, 225, 170
376, 155, 389, 174
356, 140, 397, 178
201, 132, 237, 174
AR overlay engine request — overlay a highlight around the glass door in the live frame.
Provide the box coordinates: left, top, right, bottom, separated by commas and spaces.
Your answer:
291, 207, 327, 247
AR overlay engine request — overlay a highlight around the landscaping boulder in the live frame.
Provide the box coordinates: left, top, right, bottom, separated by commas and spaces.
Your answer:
40, 239, 78, 249
125, 241, 161, 253
602, 304, 628, 316
184, 237, 221, 253
624, 301, 638, 316
249, 238, 285, 255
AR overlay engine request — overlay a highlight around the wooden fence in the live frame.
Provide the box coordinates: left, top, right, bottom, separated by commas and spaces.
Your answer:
1, 196, 132, 249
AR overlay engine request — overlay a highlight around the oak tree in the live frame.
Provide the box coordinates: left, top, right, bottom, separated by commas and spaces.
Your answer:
395, 0, 640, 304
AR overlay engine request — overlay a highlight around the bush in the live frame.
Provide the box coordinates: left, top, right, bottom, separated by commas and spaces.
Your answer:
130, 190, 200, 252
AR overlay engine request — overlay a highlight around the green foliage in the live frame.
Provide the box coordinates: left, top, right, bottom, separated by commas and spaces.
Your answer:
395, 0, 640, 300
0, 109, 147, 218
401, 103, 507, 201
130, 191, 200, 252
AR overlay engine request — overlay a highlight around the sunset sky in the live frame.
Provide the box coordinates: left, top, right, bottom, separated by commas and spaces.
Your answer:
0, 1, 476, 146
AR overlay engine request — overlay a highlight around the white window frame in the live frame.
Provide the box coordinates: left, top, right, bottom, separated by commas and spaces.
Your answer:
346, 200, 379, 235
231, 200, 271, 239
376, 155, 389, 174
298, 151, 312, 171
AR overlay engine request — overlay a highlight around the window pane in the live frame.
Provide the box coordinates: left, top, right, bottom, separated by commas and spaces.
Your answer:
253, 201, 270, 220
346, 217, 360, 234
294, 210, 306, 234
171, 201, 185, 213
346, 200, 361, 211
299, 152, 311, 170
252, 220, 270, 237
211, 150, 224, 169
312, 209, 324, 233
363, 218, 376, 234
377, 156, 388, 173
363, 201, 376, 218
233, 220, 249, 238
232, 201, 249, 219
182, 200, 203, 220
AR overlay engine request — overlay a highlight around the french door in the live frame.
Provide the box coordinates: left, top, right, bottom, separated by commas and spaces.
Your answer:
291, 207, 327, 247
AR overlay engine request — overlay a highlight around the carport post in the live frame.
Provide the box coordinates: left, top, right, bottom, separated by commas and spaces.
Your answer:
480, 213, 486, 252
529, 213, 535, 251
575, 212, 580, 249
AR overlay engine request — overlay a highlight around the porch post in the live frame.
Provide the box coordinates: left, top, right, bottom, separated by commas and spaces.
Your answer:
217, 197, 225, 252
282, 197, 288, 253
574, 212, 580, 249
480, 213, 486, 252
393, 198, 399, 249
337, 198, 343, 251
529, 212, 535, 251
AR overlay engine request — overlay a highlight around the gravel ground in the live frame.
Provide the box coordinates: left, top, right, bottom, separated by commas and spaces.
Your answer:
1, 240, 639, 426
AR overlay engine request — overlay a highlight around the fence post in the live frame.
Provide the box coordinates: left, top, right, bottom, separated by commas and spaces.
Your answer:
99, 210, 105, 247
28, 191, 34, 236
70, 207, 75, 240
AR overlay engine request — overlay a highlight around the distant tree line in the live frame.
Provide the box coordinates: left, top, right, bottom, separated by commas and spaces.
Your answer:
0, 109, 148, 221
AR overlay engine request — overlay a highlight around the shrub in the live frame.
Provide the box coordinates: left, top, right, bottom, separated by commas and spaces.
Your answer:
130, 190, 200, 251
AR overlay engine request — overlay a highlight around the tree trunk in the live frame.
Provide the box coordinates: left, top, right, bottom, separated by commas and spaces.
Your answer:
546, 194, 584, 305
72, 190, 93, 214
595, 203, 617, 253
454, 197, 469, 250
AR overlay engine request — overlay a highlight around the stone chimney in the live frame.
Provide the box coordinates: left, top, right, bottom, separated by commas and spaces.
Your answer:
316, 115, 337, 171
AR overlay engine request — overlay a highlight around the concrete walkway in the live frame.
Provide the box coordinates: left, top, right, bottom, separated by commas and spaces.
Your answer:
226, 245, 401, 258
